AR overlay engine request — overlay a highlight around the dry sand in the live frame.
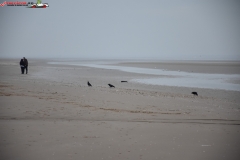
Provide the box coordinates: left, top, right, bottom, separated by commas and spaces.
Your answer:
0, 59, 240, 160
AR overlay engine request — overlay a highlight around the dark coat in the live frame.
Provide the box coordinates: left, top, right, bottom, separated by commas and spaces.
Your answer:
20, 59, 25, 67
23, 59, 28, 66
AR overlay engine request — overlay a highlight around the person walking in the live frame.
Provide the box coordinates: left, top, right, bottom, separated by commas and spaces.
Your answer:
19, 59, 25, 74
23, 57, 28, 74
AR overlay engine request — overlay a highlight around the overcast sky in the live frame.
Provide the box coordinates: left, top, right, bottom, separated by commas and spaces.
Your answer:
0, 0, 240, 60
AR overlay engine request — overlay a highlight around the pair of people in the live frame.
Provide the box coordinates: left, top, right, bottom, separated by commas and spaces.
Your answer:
19, 57, 28, 74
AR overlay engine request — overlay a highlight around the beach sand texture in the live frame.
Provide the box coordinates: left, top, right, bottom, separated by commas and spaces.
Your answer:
0, 59, 240, 160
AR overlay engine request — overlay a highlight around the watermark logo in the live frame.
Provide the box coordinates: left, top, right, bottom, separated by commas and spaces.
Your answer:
0, 0, 49, 8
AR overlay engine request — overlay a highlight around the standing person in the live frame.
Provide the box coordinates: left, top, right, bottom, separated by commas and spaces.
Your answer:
19, 59, 25, 74
23, 57, 28, 74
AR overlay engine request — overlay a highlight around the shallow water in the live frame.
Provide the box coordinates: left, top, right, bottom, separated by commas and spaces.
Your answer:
48, 62, 240, 91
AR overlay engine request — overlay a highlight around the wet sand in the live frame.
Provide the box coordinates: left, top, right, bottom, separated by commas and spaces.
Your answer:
114, 61, 240, 74
0, 59, 240, 160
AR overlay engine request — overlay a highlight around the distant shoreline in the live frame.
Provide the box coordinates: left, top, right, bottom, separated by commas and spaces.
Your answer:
112, 61, 240, 75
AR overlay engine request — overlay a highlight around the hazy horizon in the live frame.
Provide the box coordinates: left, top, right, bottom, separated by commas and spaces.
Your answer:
0, 0, 240, 60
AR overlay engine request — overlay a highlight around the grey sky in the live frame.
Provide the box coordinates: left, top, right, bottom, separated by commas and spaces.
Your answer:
0, 0, 240, 60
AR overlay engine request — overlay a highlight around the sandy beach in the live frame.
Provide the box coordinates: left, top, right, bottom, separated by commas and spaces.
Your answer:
0, 59, 240, 160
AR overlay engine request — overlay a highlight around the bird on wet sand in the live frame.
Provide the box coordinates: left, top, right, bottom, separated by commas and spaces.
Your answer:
108, 84, 115, 88
191, 92, 198, 96
88, 81, 92, 87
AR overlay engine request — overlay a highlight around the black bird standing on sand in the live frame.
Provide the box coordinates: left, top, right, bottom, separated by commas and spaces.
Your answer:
108, 84, 115, 88
191, 92, 198, 96
88, 81, 92, 87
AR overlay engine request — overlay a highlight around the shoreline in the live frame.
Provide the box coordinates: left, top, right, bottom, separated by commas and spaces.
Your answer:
47, 60, 240, 92
113, 61, 240, 75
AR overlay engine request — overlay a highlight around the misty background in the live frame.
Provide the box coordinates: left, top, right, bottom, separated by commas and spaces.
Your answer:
0, 0, 239, 60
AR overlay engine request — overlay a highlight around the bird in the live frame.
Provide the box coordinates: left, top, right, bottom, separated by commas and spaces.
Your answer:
191, 92, 198, 96
108, 84, 115, 88
121, 81, 128, 83
87, 81, 92, 87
